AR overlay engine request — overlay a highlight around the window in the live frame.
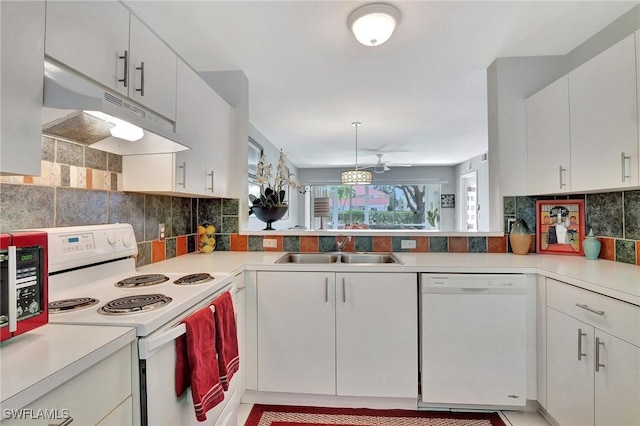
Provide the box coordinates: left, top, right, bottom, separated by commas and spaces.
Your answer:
460, 171, 478, 231
309, 184, 441, 230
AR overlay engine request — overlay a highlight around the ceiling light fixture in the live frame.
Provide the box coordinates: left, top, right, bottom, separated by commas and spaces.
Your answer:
347, 3, 401, 47
341, 122, 373, 185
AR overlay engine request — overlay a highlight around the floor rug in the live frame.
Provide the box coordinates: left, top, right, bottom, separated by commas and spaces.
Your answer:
245, 404, 507, 426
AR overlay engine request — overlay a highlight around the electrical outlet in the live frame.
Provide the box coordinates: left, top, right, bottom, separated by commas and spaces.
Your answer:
263, 239, 278, 248
158, 223, 165, 241
401, 239, 416, 249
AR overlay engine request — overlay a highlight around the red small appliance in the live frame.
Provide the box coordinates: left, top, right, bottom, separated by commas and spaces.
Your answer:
0, 231, 48, 341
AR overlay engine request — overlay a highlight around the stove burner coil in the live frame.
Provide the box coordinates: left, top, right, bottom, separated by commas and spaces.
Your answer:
173, 273, 215, 285
98, 294, 172, 315
49, 297, 100, 313
115, 274, 169, 288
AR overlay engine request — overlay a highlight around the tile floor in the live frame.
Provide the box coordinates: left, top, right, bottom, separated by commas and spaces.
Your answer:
237, 403, 551, 426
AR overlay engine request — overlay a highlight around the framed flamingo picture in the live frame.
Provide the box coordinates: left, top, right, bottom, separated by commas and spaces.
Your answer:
536, 199, 585, 256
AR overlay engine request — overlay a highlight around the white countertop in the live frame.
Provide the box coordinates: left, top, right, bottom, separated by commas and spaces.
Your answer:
139, 251, 640, 306
0, 324, 136, 412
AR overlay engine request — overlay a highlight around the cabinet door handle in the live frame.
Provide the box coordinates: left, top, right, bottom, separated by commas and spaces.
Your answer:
575, 303, 604, 316
342, 277, 346, 303
559, 165, 566, 188
48, 417, 73, 426
621, 152, 630, 182
578, 328, 587, 361
136, 61, 145, 96
595, 337, 605, 372
118, 50, 129, 88
178, 162, 186, 188
325, 277, 328, 302
207, 170, 214, 192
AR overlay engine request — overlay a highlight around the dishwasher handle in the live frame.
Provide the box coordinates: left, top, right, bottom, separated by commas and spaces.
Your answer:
422, 287, 527, 295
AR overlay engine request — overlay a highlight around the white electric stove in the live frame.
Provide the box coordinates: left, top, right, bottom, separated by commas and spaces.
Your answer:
41, 224, 241, 426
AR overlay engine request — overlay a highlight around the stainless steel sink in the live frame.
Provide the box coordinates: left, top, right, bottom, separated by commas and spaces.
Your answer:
274, 252, 401, 264
275, 253, 340, 264
340, 253, 401, 264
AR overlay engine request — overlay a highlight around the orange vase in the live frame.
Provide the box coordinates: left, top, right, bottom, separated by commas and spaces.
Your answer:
509, 219, 531, 255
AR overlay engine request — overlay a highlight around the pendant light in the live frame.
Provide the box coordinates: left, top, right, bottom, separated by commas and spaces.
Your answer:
341, 122, 373, 185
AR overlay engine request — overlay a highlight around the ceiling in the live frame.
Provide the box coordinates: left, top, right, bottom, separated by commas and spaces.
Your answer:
124, 1, 638, 169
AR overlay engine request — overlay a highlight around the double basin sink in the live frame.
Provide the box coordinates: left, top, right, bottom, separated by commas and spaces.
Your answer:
275, 252, 402, 264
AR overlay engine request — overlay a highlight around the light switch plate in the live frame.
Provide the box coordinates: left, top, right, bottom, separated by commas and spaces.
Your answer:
158, 223, 165, 241
401, 239, 416, 249
263, 239, 278, 248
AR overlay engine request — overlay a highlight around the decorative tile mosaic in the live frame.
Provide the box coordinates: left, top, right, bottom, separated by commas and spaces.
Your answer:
166, 238, 177, 259
430, 236, 448, 253
0, 184, 55, 232
108, 192, 145, 243
283, 236, 300, 252
107, 153, 123, 173
319, 236, 336, 252
222, 198, 239, 216
448, 237, 468, 253
41, 137, 55, 162
624, 190, 640, 240
85, 147, 107, 170
248, 235, 264, 251
354, 236, 373, 252
468, 237, 487, 253
615, 239, 636, 265
216, 235, 230, 251
586, 192, 624, 238
56, 187, 108, 226
136, 242, 151, 267
144, 195, 172, 241
56, 140, 83, 167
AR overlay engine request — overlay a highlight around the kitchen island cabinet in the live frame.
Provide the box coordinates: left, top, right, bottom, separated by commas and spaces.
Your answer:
255, 271, 417, 398
0, 0, 45, 176
45, 0, 177, 120
546, 278, 640, 426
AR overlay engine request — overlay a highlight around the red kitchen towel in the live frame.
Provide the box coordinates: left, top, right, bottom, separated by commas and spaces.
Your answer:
175, 305, 225, 422
211, 291, 240, 390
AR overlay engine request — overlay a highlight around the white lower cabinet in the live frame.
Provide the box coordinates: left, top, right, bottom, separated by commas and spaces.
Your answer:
546, 279, 640, 426
256, 271, 418, 398
2, 344, 133, 426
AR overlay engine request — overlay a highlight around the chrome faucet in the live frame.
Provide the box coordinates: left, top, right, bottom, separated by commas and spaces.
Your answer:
335, 235, 352, 252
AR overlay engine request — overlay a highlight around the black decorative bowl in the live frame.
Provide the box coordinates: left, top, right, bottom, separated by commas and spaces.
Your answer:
252, 206, 288, 230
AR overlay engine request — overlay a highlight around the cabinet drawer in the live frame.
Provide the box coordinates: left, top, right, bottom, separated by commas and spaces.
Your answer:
547, 279, 640, 346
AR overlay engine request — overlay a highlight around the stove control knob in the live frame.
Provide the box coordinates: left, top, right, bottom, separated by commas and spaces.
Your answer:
29, 301, 39, 314
107, 233, 117, 245
123, 235, 132, 247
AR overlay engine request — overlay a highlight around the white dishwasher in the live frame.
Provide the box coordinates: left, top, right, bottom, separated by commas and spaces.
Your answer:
420, 273, 527, 408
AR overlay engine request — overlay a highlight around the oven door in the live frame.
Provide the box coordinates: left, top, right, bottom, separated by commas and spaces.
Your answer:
137, 283, 241, 426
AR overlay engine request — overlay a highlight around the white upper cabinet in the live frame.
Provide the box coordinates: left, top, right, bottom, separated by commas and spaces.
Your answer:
568, 33, 638, 191
128, 15, 177, 120
526, 75, 571, 195
175, 60, 232, 197
0, 0, 46, 176
45, 1, 177, 121
45, 1, 130, 96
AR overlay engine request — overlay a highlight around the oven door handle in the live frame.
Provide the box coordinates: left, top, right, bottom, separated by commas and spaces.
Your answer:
139, 323, 187, 359
138, 305, 218, 359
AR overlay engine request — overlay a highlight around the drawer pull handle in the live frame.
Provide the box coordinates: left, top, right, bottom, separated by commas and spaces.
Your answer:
575, 303, 604, 316
595, 337, 605, 372
578, 328, 587, 361
342, 277, 346, 303
118, 50, 128, 87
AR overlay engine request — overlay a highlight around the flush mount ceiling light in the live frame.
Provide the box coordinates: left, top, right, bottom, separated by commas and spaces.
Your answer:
347, 3, 401, 47
341, 122, 373, 185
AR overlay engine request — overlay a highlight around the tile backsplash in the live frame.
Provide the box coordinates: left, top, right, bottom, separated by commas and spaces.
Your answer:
503, 191, 640, 265
2, 136, 638, 267
0, 136, 240, 267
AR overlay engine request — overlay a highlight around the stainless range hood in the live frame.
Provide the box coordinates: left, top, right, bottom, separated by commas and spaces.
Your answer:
43, 60, 189, 155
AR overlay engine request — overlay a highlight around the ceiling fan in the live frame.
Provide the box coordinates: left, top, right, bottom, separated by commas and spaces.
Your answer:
362, 154, 412, 174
